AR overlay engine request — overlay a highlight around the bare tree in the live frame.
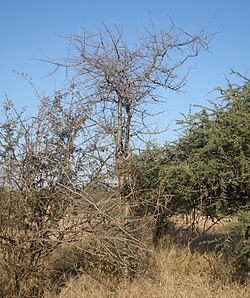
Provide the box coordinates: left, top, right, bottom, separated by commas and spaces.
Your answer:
40, 23, 211, 248
46, 21, 210, 194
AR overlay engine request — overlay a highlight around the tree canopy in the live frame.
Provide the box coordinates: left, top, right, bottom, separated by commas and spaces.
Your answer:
133, 74, 250, 224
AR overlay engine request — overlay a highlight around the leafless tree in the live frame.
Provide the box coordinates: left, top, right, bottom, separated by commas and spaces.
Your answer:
41, 22, 211, 265
46, 21, 210, 194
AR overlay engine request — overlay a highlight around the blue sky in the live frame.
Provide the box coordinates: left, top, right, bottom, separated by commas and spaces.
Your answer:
1, 0, 250, 141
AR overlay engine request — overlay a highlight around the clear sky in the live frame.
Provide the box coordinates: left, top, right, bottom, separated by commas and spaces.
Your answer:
1, 0, 250, 141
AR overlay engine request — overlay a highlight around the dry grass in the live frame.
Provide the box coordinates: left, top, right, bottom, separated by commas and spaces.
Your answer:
1, 213, 248, 297
45, 245, 250, 298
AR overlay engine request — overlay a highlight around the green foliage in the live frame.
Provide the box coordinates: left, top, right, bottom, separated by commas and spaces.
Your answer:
237, 211, 250, 227
133, 74, 250, 222
178, 74, 250, 216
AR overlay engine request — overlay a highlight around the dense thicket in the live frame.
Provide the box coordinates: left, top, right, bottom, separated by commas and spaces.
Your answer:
0, 23, 211, 296
1, 20, 250, 295
132, 74, 250, 232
